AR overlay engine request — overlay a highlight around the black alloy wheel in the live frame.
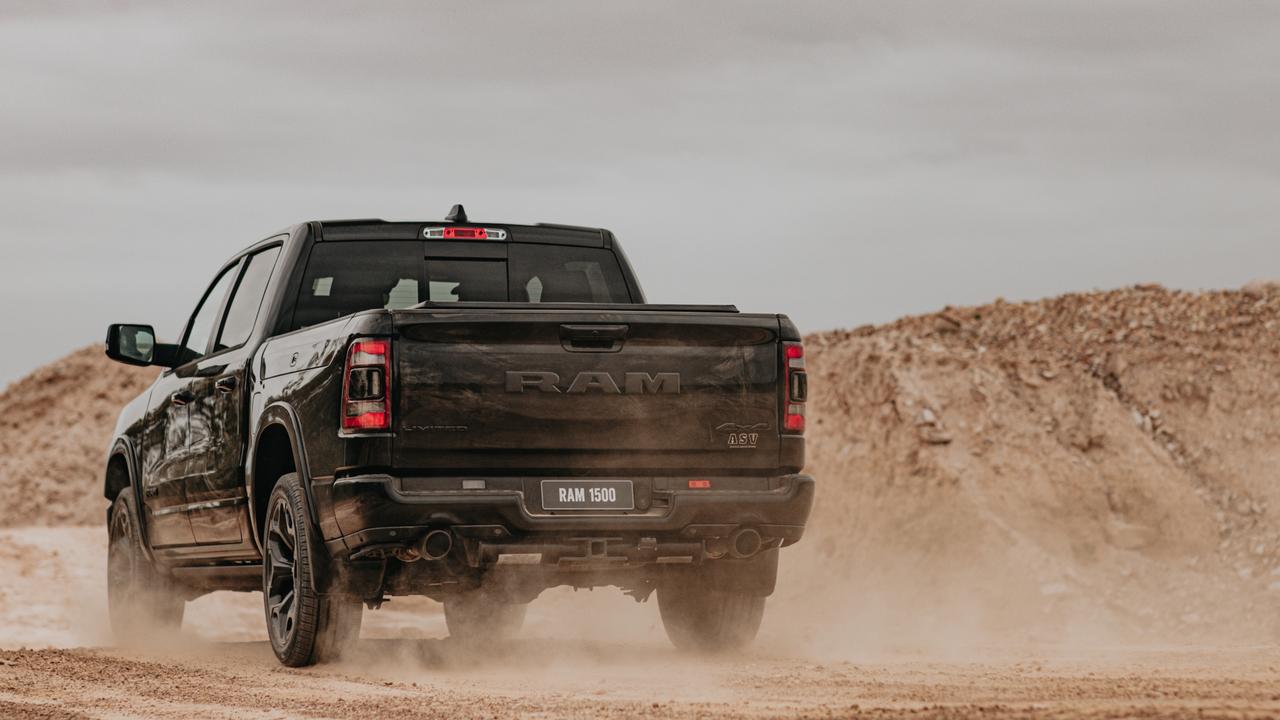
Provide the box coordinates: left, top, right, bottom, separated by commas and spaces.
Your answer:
264, 493, 300, 648
262, 473, 362, 667
443, 590, 528, 643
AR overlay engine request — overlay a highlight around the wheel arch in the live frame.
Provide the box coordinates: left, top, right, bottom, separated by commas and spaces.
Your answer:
104, 437, 158, 563
248, 402, 317, 554
104, 439, 135, 504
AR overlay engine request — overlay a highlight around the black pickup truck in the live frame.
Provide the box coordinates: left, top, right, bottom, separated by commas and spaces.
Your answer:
103, 206, 814, 666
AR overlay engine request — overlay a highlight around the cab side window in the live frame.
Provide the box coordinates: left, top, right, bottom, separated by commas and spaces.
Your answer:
216, 247, 282, 352
182, 263, 240, 364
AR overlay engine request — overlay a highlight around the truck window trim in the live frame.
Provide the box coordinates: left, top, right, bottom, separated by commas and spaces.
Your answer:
174, 258, 243, 371
173, 240, 285, 372
213, 244, 284, 354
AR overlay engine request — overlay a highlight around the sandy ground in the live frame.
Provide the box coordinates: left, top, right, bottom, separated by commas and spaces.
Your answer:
2, 527, 1278, 719
4, 643, 1280, 719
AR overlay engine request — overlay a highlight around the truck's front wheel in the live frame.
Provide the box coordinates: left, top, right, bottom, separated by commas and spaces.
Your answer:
107, 489, 185, 641
264, 473, 362, 667
657, 585, 765, 652
443, 590, 527, 643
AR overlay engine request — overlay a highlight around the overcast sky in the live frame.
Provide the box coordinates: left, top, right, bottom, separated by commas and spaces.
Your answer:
1, 1, 1277, 387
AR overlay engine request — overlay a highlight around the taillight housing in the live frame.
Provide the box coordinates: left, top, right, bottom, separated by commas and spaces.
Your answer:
782, 342, 807, 433
341, 338, 392, 433
422, 226, 509, 240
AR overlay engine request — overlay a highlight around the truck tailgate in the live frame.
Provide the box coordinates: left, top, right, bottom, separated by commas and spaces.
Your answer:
391, 307, 782, 473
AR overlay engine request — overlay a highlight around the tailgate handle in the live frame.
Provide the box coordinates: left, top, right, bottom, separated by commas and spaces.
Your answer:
560, 324, 628, 353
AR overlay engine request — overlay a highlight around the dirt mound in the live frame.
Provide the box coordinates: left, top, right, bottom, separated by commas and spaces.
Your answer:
0, 347, 156, 527
782, 283, 1280, 649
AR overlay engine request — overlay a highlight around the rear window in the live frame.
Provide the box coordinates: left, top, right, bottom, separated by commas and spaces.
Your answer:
292, 241, 631, 330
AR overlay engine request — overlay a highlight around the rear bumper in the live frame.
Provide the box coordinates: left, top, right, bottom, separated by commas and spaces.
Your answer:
321, 473, 815, 558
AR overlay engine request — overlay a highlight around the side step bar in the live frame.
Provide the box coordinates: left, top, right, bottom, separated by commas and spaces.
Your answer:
170, 564, 261, 592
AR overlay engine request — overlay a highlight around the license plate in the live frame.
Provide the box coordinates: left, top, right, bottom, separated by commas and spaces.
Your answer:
541, 480, 634, 511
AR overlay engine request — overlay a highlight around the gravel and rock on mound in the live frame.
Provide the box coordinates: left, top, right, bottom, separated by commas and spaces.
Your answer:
2, 283, 1279, 646
0, 347, 156, 527
780, 282, 1280, 649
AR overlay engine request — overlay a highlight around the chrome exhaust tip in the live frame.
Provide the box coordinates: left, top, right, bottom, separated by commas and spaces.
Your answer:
728, 528, 763, 559
419, 529, 454, 561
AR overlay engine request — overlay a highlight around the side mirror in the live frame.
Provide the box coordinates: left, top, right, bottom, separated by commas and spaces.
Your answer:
105, 324, 158, 366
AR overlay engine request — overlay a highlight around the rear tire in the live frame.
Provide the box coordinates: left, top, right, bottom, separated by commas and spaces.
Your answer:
263, 473, 362, 667
657, 585, 765, 652
443, 591, 527, 643
107, 489, 185, 642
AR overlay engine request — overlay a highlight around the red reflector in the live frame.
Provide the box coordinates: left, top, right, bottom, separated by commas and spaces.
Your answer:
784, 414, 805, 432
342, 411, 388, 430
688, 479, 712, 489
785, 345, 804, 359
353, 338, 386, 356
442, 227, 487, 240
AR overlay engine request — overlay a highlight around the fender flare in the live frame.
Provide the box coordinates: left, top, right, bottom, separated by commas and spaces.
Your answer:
106, 436, 159, 564
247, 402, 322, 555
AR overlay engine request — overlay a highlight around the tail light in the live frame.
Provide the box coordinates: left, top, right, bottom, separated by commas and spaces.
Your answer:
782, 342, 807, 433
341, 338, 392, 432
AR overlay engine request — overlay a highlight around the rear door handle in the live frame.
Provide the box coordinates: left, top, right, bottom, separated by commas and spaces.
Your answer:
215, 376, 238, 394
143, 487, 158, 498
170, 390, 194, 407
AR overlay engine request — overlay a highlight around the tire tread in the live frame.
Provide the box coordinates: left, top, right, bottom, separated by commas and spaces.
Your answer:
265, 473, 361, 667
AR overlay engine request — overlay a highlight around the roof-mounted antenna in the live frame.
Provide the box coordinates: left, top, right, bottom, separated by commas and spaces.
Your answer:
445, 204, 467, 223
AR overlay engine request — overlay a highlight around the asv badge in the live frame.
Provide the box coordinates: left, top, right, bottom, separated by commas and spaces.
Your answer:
716, 422, 767, 449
